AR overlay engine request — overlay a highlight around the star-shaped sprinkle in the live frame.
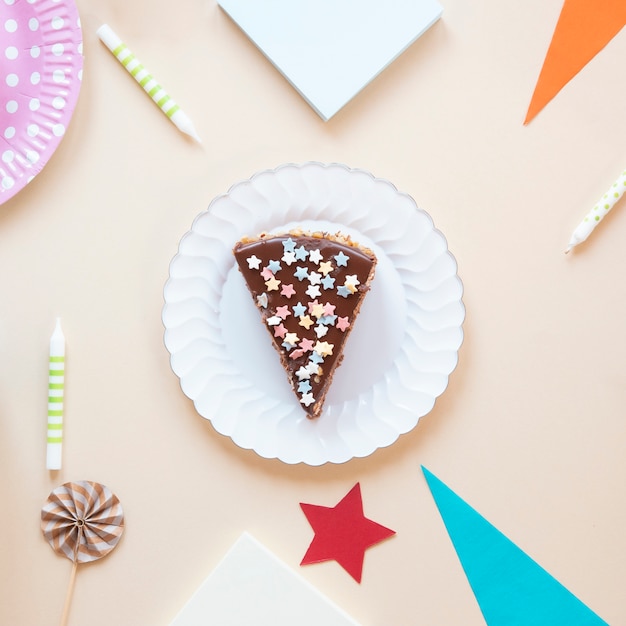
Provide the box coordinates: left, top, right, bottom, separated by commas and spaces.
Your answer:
299, 315, 314, 330
274, 323, 287, 338
294, 245, 309, 261
314, 341, 333, 357
280, 283, 296, 298
257, 293, 268, 308
308, 271, 322, 286
310, 302, 325, 319
345, 275, 360, 294
267, 259, 282, 274
300, 483, 396, 583
284, 332, 299, 346
292, 302, 307, 317
296, 366, 311, 380
318, 261, 333, 276
265, 276, 281, 291
282, 251, 296, 266
261, 267, 274, 280
314, 325, 328, 338
318, 315, 337, 326
282, 341, 294, 352
306, 285, 321, 299
276, 305, 291, 319
337, 285, 350, 298
282, 237, 296, 253
298, 380, 312, 393
266, 315, 281, 326
290, 348, 305, 360
336, 316, 350, 332
309, 352, 324, 365
299, 338, 315, 352
300, 392, 315, 407
309, 249, 323, 264
321, 275, 335, 290
306, 361, 320, 376
307, 299, 320, 314
246, 255, 261, 269
334, 251, 349, 267
322, 302, 336, 316
294, 266, 309, 281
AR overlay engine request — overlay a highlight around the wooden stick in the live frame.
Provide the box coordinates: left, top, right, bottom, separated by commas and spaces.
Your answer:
59, 523, 83, 626
59, 558, 78, 626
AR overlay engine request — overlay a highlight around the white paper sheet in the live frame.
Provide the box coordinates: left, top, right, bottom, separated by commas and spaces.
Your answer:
169, 533, 362, 625
217, 0, 443, 120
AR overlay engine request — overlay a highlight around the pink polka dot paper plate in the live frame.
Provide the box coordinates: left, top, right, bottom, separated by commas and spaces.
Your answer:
0, 0, 83, 205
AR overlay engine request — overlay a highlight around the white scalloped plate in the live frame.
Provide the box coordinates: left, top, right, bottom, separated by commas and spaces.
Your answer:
163, 162, 465, 465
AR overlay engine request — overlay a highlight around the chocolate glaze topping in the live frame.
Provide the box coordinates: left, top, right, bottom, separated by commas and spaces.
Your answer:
233, 232, 376, 418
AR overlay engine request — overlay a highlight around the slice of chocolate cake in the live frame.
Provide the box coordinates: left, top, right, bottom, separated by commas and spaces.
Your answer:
233, 231, 377, 418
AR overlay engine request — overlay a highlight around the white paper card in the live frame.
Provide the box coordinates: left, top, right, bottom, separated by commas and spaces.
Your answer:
169, 533, 362, 626
217, 0, 443, 120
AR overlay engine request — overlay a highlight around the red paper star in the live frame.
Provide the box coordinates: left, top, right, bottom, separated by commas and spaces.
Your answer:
300, 483, 396, 583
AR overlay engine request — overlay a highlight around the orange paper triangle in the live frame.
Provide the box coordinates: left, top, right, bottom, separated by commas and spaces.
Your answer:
525, 0, 626, 124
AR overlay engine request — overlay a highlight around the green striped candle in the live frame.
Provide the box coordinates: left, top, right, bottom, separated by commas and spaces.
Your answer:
47, 318, 65, 471
97, 24, 201, 143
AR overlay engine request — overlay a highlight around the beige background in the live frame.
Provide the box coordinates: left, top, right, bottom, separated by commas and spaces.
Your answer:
1, 0, 625, 624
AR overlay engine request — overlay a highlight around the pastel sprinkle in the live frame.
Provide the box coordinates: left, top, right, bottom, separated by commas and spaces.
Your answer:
294, 245, 309, 260
274, 323, 287, 338
334, 251, 349, 266
281, 283, 296, 298
299, 315, 314, 329
292, 302, 307, 316
284, 332, 299, 346
336, 316, 350, 331
282, 251, 296, 265
261, 267, 274, 280
257, 293, 268, 308
298, 380, 312, 393
318, 261, 333, 276
267, 259, 282, 273
299, 338, 315, 351
321, 275, 335, 289
300, 392, 315, 407
266, 316, 282, 326
246, 255, 261, 269
323, 302, 336, 316
309, 249, 323, 264
265, 276, 281, 291
308, 271, 322, 286
306, 284, 321, 299
337, 285, 350, 298
276, 305, 291, 319
282, 238, 296, 253
314, 325, 328, 338
294, 266, 309, 281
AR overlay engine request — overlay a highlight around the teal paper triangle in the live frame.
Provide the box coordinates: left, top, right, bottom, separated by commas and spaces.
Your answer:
422, 467, 608, 626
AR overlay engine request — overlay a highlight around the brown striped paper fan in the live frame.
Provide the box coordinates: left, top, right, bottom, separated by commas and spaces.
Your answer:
41, 481, 124, 626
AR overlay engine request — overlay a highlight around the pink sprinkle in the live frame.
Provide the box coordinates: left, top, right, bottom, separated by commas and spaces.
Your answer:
281, 283, 296, 298
299, 338, 315, 352
261, 267, 274, 280
274, 323, 287, 338
290, 349, 305, 360
307, 299, 320, 314
323, 302, 336, 316
336, 316, 350, 332
276, 305, 291, 319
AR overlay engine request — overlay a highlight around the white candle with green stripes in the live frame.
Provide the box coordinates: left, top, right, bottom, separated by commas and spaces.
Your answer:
96, 24, 201, 143
46, 318, 65, 471
566, 168, 626, 253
